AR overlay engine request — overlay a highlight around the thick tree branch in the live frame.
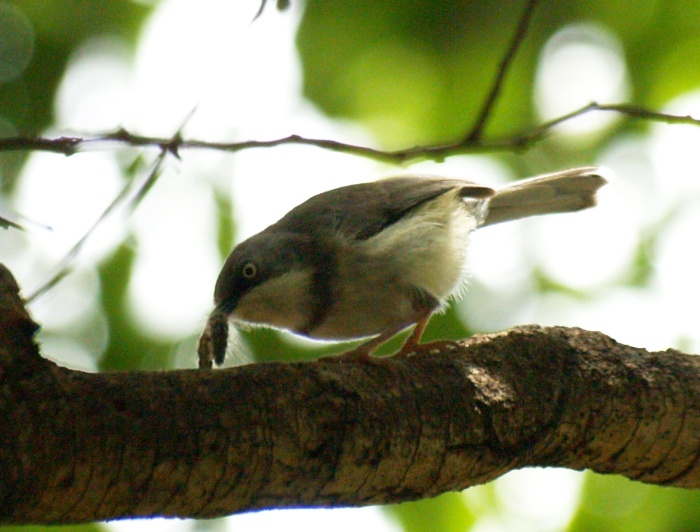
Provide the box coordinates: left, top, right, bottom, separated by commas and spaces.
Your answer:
1, 263, 699, 525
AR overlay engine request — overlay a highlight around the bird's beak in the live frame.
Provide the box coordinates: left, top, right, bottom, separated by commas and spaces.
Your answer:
214, 294, 240, 317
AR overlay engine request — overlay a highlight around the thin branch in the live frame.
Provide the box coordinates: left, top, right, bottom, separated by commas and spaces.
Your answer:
466, 0, 541, 142
25, 146, 170, 303
253, 0, 291, 21
568, 102, 700, 126
0, 203, 51, 233
0, 136, 83, 155
0, 103, 698, 165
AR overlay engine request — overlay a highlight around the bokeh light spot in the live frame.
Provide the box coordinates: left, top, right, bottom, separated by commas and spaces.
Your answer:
535, 23, 628, 137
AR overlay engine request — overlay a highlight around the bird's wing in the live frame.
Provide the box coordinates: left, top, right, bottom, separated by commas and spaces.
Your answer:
271, 176, 494, 240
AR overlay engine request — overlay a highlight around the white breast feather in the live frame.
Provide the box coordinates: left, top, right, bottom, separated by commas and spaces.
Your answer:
361, 189, 481, 302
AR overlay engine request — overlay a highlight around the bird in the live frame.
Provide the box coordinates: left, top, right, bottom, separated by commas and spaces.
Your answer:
198, 167, 606, 368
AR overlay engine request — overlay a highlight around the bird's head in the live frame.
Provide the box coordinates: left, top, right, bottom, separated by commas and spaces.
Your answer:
213, 230, 316, 331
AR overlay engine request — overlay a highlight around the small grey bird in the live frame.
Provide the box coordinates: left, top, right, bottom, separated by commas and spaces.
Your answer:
198, 167, 606, 367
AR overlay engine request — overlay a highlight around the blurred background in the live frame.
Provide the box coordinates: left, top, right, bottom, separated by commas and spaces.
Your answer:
3, 0, 700, 530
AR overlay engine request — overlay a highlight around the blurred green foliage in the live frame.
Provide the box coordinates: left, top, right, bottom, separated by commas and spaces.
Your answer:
0, 525, 103, 532
3, 0, 700, 531
388, 492, 477, 532
297, 0, 700, 146
4, 0, 148, 133
570, 473, 700, 531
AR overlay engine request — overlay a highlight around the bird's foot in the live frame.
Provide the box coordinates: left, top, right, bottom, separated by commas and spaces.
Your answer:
392, 339, 461, 358
320, 346, 375, 363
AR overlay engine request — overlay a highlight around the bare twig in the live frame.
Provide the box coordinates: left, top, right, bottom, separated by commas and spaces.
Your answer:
536, 102, 700, 130
466, 0, 541, 142
253, 0, 291, 21
0, 103, 698, 166
25, 146, 170, 303
0, 208, 51, 233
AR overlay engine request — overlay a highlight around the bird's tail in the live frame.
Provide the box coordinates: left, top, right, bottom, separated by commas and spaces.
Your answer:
482, 167, 607, 227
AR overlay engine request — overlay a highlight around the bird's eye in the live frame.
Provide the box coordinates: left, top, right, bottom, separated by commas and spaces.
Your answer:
241, 261, 258, 280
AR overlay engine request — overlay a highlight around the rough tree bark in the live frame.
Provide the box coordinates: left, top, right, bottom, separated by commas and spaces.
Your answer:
1, 262, 699, 525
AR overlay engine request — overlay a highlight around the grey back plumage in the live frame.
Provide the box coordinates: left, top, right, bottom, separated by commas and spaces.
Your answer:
270, 176, 494, 241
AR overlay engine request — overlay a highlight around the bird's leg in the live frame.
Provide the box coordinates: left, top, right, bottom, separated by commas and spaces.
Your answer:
325, 325, 406, 362
393, 317, 429, 357
393, 315, 461, 358
326, 312, 459, 362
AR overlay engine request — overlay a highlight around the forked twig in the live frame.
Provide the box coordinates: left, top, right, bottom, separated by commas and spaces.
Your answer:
466, 0, 541, 142
1, 103, 697, 167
